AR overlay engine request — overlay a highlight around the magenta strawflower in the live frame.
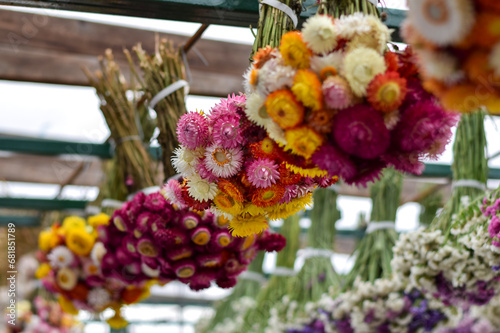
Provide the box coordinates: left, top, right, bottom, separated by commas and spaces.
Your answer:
323, 76, 353, 110
137, 237, 159, 258
116, 247, 134, 265
189, 269, 216, 291
144, 192, 166, 212
166, 246, 194, 261
176, 112, 210, 149
123, 236, 139, 257
136, 212, 154, 233
224, 258, 246, 276
333, 105, 390, 159
394, 100, 458, 157
216, 276, 238, 289
210, 230, 232, 249
197, 253, 223, 267
312, 144, 357, 180
259, 231, 287, 252
212, 114, 246, 149
173, 260, 196, 279
112, 210, 131, 232
382, 152, 426, 175
343, 158, 385, 187
238, 247, 258, 265
190, 227, 212, 246
246, 157, 281, 188
153, 228, 188, 248
181, 212, 201, 230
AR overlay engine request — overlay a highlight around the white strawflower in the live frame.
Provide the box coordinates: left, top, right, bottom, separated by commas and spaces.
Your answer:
343, 46, 386, 96
417, 50, 463, 83
310, 51, 344, 75
141, 262, 160, 278
257, 58, 296, 96
47, 246, 74, 268
171, 146, 203, 176
186, 173, 218, 202
245, 92, 271, 128
408, 0, 475, 46
87, 288, 111, 310
91, 242, 106, 265
302, 15, 338, 54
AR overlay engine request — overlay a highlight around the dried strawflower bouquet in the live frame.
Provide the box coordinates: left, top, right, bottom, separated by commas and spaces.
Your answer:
243, 13, 458, 186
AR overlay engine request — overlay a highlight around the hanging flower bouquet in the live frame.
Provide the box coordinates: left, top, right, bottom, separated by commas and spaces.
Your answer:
171, 94, 335, 237
243, 13, 458, 186
403, 0, 500, 113
36, 214, 149, 326
99, 185, 285, 292
23, 296, 83, 333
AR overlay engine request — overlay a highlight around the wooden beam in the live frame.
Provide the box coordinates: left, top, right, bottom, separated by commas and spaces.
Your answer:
0, 9, 249, 96
0, 1, 407, 36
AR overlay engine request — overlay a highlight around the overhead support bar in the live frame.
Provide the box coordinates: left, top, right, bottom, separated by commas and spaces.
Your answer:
0, 1, 406, 41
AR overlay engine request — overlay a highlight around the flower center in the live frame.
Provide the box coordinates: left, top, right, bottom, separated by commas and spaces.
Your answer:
177, 267, 195, 278
183, 217, 198, 229
424, 0, 449, 24
261, 138, 274, 153
138, 241, 158, 257
127, 243, 136, 253
194, 180, 210, 193
217, 235, 230, 247
213, 149, 230, 165
353, 64, 372, 82
320, 66, 337, 80
379, 83, 400, 104
182, 149, 195, 163
349, 121, 373, 142
256, 166, 271, 181
258, 105, 270, 119
262, 190, 276, 201
192, 230, 211, 245
221, 123, 238, 140
113, 216, 127, 232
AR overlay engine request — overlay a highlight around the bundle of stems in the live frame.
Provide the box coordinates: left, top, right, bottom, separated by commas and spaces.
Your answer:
431, 112, 488, 233
241, 213, 301, 332
84, 50, 156, 199
201, 253, 266, 333
251, 0, 303, 57
285, 188, 341, 310
418, 190, 443, 227
128, 40, 187, 179
318, 0, 379, 17
344, 168, 402, 288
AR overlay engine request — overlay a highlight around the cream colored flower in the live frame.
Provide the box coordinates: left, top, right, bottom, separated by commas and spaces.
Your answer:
302, 15, 338, 54
343, 47, 386, 97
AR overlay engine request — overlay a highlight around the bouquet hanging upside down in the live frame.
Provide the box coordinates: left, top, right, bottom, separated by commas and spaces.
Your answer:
169, 94, 337, 237
243, 13, 458, 187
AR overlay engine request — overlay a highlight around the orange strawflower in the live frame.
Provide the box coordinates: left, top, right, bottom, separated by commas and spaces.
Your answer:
320, 66, 338, 80
218, 179, 244, 203
278, 163, 302, 185
441, 84, 482, 113
471, 13, 500, 47
464, 51, 500, 87
67, 283, 89, 302
265, 89, 305, 129
249, 137, 281, 160
292, 69, 323, 111
252, 46, 275, 69
384, 52, 399, 72
249, 69, 259, 85
422, 78, 446, 96
367, 71, 407, 112
251, 184, 285, 208
280, 31, 312, 69
306, 109, 335, 134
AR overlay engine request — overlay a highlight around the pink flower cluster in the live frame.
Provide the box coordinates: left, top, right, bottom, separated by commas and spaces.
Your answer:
99, 189, 285, 291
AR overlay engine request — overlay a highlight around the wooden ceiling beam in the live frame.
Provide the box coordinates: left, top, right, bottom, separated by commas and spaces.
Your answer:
0, 9, 250, 96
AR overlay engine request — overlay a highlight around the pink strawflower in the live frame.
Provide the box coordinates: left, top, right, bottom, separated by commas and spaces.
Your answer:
195, 159, 218, 182
323, 76, 353, 110
210, 93, 247, 125
176, 112, 210, 149
162, 179, 187, 209
246, 158, 280, 188
212, 114, 246, 149
144, 192, 166, 212
204, 144, 244, 178
312, 144, 357, 180
333, 105, 390, 159
279, 185, 299, 204
394, 101, 458, 157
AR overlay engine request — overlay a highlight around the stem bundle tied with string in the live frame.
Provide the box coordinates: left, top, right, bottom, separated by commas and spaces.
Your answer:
241, 214, 301, 333
251, 0, 302, 56
84, 50, 156, 200
431, 112, 488, 233
200, 252, 266, 333
128, 39, 187, 180
272, 188, 341, 322
318, 0, 379, 18
344, 167, 402, 288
